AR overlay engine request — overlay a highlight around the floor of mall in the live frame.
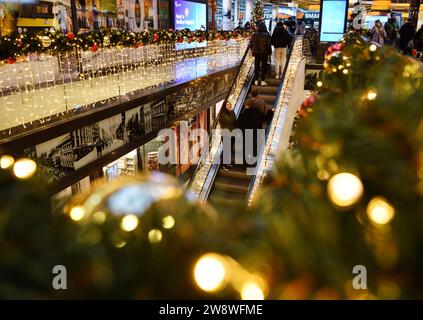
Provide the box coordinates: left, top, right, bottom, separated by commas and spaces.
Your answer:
0, 0, 423, 300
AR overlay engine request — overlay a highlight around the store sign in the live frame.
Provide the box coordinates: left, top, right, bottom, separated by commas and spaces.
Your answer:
304, 12, 320, 20
319, 0, 348, 42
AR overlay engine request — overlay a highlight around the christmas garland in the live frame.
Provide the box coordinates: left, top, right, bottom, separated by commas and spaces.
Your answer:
0, 28, 251, 64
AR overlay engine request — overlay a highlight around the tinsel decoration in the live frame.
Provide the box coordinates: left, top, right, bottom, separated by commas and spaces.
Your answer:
0, 29, 251, 62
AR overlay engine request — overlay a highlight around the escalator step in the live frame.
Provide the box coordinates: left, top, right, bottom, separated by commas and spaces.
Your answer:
264, 78, 281, 86
218, 169, 251, 180
260, 94, 277, 103
214, 181, 249, 193
251, 85, 279, 94
208, 195, 246, 209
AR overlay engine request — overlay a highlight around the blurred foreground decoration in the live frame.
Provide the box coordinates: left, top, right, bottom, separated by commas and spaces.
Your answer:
251, 32, 423, 299
0, 163, 256, 298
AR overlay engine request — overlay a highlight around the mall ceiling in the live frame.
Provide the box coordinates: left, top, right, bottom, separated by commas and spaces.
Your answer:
265, 0, 411, 12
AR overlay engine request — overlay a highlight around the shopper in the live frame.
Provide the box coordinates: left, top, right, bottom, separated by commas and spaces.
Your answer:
219, 101, 237, 170
296, 19, 304, 35
399, 19, 416, 55
244, 21, 251, 31
415, 24, 423, 53
371, 20, 387, 45
250, 22, 272, 86
238, 101, 266, 167
271, 21, 292, 79
245, 88, 266, 113
284, 17, 297, 34
384, 13, 399, 46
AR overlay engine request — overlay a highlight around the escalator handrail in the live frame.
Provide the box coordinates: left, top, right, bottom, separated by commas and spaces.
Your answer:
187, 45, 251, 190
246, 36, 297, 200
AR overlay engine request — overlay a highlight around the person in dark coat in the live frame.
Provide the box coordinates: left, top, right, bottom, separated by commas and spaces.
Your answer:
399, 19, 416, 55
219, 101, 237, 170
415, 24, 423, 53
238, 103, 265, 167
271, 21, 292, 79
250, 22, 272, 86
219, 101, 237, 131
384, 13, 399, 45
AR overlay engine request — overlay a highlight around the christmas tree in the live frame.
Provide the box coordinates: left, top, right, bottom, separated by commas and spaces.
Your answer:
251, 1, 264, 28
251, 32, 423, 299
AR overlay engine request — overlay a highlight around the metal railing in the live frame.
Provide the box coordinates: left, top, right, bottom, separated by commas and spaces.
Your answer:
246, 37, 297, 200
188, 45, 255, 202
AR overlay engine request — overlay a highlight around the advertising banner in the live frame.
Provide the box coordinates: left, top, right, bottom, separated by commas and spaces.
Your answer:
174, 0, 206, 30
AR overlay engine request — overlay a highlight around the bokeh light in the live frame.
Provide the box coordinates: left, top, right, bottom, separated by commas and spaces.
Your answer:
0, 155, 15, 169
70, 206, 86, 221
194, 253, 226, 292
120, 214, 139, 232
367, 197, 395, 225
13, 158, 37, 179
327, 173, 363, 207
162, 215, 175, 229
240, 282, 265, 300
148, 229, 163, 243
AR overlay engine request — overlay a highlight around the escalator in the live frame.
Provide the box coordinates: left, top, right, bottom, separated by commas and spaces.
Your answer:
188, 40, 296, 210
207, 78, 281, 213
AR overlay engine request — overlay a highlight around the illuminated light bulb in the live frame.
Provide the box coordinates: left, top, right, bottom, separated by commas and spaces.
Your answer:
92, 211, 106, 224
148, 229, 163, 243
241, 282, 265, 300
369, 44, 377, 52
338, 65, 344, 70
120, 214, 139, 232
316, 81, 323, 87
13, 158, 37, 179
327, 173, 363, 207
0, 155, 15, 169
194, 253, 226, 292
367, 90, 377, 101
346, 62, 351, 67
343, 69, 349, 75
70, 206, 86, 221
367, 197, 395, 225
162, 215, 175, 229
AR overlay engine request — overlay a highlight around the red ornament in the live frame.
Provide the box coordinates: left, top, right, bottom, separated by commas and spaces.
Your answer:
411, 49, 417, 56
153, 33, 159, 41
325, 42, 345, 57
298, 95, 318, 118
178, 37, 184, 43
67, 32, 75, 41
90, 44, 98, 52
7, 57, 16, 64
134, 42, 141, 48
201, 35, 206, 41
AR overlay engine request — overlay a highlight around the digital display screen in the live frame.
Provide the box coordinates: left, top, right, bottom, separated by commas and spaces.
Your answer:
174, 0, 206, 30
319, 0, 348, 42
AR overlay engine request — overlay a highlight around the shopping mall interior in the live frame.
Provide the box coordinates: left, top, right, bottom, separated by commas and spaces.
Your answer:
0, 0, 422, 300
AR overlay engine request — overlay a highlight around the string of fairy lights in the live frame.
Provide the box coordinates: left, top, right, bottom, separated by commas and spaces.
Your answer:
0, 37, 249, 134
